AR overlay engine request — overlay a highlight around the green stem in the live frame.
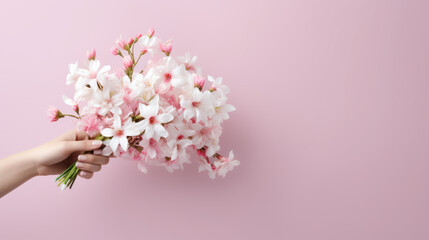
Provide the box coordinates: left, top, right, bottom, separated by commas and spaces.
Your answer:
55, 163, 75, 181
63, 114, 80, 119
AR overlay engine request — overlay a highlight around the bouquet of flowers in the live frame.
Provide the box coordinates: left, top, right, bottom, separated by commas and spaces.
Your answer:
48, 29, 239, 190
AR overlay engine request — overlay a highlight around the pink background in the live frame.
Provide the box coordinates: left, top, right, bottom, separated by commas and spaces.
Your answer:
1, 0, 429, 239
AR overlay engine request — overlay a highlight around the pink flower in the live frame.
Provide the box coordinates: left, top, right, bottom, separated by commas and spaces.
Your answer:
47, 106, 64, 122
111, 47, 119, 56
147, 28, 155, 38
128, 147, 143, 161
135, 33, 143, 39
86, 49, 96, 60
123, 56, 133, 69
76, 114, 101, 138
159, 39, 172, 56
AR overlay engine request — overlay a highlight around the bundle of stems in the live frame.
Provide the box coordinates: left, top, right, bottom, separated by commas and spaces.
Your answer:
54, 135, 105, 190
55, 162, 81, 190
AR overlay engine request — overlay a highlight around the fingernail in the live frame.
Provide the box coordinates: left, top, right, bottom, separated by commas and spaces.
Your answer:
92, 140, 103, 146
76, 162, 83, 168
78, 155, 86, 161
80, 171, 87, 176
94, 149, 102, 155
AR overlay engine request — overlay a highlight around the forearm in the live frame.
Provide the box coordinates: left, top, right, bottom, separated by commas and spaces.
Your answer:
0, 150, 39, 198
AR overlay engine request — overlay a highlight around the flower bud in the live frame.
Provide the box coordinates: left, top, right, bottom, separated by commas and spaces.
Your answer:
111, 47, 119, 56
73, 105, 79, 114
86, 49, 96, 60
159, 40, 172, 56
128, 37, 134, 45
122, 56, 133, 69
193, 75, 205, 89
196, 148, 207, 157
47, 106, 64, 122
135, 33, 143, 39
147, 28, 155, 38
116, 39, 127, 49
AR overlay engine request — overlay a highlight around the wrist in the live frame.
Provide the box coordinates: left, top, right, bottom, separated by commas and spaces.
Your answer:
15, 149, 40, 178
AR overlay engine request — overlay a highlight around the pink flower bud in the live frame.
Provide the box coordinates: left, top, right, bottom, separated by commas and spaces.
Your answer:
116, 38, 127, 49
86, 49, 96, 60
193, 75, 206, 89
47, 106, 64, 122
196, 148, 207, 158
128, 37, 134, 45
147, 28, 155, 38
159, 40, 172, 56
122, 56, 133, 69
141, 49, 148, 55
135, 33, 143, 39
111, 47, 119, 56
73, 105, 79, 113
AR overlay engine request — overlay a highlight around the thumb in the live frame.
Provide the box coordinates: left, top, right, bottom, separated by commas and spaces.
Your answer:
62, 139, 103, 154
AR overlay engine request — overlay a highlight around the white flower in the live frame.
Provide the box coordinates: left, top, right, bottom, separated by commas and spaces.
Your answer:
198, 160, 216, 179
139, 36, 157, 56
180, 88, 215, 123
101, 115, 142, 152
122, 74, 144, 101
215, 151, 240, 177
157, 57, 192, 89
139, 138, 159, 159
102, 139, 122, 157
138, 95, 174, 140
166, 119, 194, 162
91, 83, 123, 116
66, 62, 80, 85
208, 76, 230, 95
77, 60, 111, 91
62, 95, 77, 106
139, 69, 162, 102
211, 91, 236, 124
177, 53, 201, 74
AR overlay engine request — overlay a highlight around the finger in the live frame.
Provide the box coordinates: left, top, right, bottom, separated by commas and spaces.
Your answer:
53, 130, 88, 142
75, 131, 89, 141
61, 140, 103, 154
77, 154, 110, 165
78, 170, 94, 179
53, 130, 76, 142
76, 161, 102, 172
93, 149, 102, 155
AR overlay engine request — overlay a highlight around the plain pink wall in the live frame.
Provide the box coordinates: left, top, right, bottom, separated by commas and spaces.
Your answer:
1, 0, 429, 239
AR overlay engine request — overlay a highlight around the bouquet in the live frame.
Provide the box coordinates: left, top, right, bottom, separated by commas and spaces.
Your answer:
48, 28, 239, 190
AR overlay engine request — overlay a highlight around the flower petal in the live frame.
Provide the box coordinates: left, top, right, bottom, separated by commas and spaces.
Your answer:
110, 137, 120, 152
119, 136, 129, 151
113, 115, 121, 130
155, 124, 168, 138
101, 128, 114, 137
157, 113, 173, 123
144, 125, 155, 139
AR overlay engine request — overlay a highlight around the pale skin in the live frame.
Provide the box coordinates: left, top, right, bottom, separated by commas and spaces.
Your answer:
0, 130, 110, 198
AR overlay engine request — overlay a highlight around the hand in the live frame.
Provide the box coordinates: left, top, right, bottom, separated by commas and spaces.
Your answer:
31, 130, 110, 179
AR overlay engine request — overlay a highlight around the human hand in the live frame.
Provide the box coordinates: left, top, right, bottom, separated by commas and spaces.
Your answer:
29, 130, 110, 179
